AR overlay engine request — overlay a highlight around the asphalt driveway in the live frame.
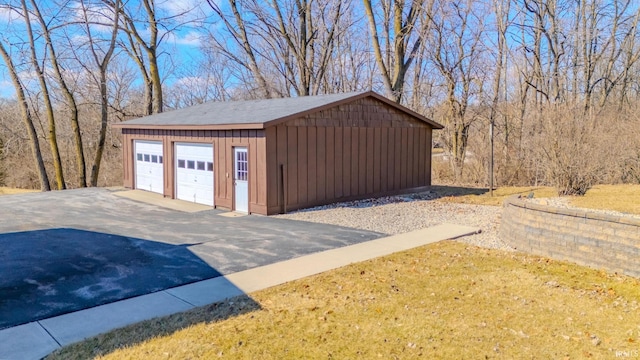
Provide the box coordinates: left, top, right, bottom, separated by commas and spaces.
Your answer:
0, 188, 383, 329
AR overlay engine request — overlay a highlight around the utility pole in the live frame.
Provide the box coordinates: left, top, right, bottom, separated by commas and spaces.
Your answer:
489, 120, 494, 197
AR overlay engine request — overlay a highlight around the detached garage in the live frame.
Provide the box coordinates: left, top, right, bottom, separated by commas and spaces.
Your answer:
112, 91, 443, 215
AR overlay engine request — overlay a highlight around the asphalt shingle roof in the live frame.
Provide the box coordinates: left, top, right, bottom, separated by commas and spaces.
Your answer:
118, 92, 364, 126
114, 91, 443, 129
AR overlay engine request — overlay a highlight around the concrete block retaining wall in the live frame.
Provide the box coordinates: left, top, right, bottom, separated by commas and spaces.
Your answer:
500, 197, 640, 278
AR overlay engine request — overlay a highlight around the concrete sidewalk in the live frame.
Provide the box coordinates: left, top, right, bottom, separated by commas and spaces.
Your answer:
0, 223, 480, 360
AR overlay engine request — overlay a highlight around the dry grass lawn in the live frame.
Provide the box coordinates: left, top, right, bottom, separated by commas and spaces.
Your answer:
433, 186, 557, 206
569, 184, 640, 215
435, 184, 640, 215
49, 241, 640, 360
0, 187, 38, 195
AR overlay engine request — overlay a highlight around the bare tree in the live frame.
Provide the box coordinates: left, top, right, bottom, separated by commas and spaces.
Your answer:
595, 1, 640, 109
0, 40, 50, 190
404, 2, 445, 120
165, 48, 233, 108
517, 0, 570, 106
119, 27, 154, 114
363, 0, 432, 102
117, 0, 164, 113
322, 9, 377, 94
73, 0, 121, 186
617, 8, 640, 109
571, 0, 632, 112
29, 0, 87, 187
272, 0, 344, 96
428, 0, 485, 181
487, 0, 511, 192
208, 0, 274, 98
21, 0, 65, 189
110, 0, 200, 113
208, 0, 346, 98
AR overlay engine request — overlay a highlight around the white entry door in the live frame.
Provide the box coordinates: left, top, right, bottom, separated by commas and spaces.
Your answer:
175, 143, 214, 206
134, 140, 163, 194
233, 147, 249, 213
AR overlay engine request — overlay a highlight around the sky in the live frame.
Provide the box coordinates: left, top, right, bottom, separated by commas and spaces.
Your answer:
0, 0, 210, 99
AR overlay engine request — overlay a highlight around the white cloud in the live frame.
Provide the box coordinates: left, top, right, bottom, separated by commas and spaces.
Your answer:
17, 67, 43, 85
147, 28, 202, 47
70, 2, 118, 34
172, 31, 202, 46
0, 78, 15, 99
157, 0, 201, 17
0, 5, 24, 24
173, 75, 209, 88
156, 0, 213, 26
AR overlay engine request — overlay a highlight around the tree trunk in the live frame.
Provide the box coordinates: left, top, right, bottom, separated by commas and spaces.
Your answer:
450, 119, 470, 183
148, 51, 163, 114
0, 41, 50, 191
118, 0, 164, 114
29, 0, 86, 187
87, 0, 120, 186
91, 70, 110, 186
363, 0, 428, 103
22, 0, 65, 189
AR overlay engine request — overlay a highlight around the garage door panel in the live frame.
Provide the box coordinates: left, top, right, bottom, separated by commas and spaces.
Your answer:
175, 143, 214, 206
135, 141, 163, 194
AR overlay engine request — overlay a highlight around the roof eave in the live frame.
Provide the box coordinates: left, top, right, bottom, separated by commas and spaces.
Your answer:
110, 123, 266, 130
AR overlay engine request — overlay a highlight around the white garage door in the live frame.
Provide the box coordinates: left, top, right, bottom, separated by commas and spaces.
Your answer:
175, 143, 214, 206
135, 140, 164, 194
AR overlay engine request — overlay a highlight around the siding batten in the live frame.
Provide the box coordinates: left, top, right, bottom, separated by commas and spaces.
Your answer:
298, 127, 308, 206
115, 92, 440, 215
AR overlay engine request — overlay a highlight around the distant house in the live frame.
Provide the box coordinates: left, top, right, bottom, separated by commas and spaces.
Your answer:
112, 91, 443, 215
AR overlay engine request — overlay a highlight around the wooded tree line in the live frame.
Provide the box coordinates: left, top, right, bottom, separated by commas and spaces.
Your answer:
0, 0, 639, 194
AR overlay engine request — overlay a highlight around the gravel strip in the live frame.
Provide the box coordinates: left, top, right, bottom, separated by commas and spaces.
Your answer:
277, 192, 640, 254
275, 192, 513, 251
528, 197, 640, 219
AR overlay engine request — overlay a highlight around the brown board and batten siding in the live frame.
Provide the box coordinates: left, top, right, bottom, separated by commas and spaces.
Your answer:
120, 128, 268, 214
114, 91, 443, 216
265, 97, 434, 214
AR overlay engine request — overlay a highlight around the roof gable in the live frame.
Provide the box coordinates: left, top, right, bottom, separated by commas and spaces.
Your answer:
112, 91, 444, 130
